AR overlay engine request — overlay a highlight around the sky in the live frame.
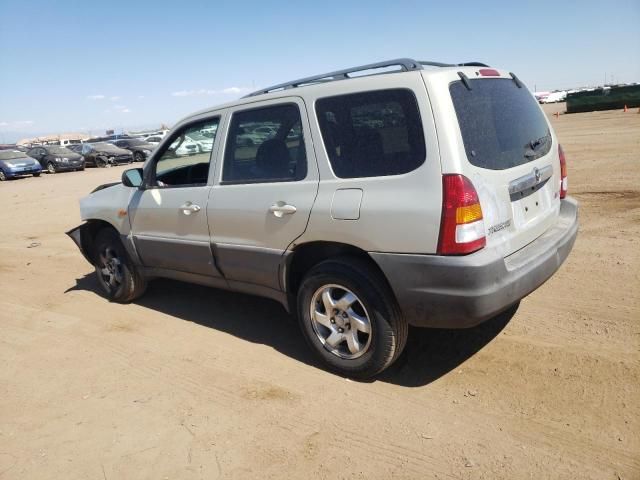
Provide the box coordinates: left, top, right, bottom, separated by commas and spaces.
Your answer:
0, 0, 638, 142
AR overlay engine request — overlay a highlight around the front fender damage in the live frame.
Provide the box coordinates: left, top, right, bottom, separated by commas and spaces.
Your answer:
66, 223, 94, 266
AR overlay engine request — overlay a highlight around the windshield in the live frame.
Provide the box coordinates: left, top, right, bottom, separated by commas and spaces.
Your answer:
0, 150, 29, 160
92, 142, 122, 152
47, 146, 75, 155
450, 78, 552, 170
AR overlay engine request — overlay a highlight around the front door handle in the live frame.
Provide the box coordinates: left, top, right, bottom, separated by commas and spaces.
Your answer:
180, 202, 201, 215
269, 202, 297, 218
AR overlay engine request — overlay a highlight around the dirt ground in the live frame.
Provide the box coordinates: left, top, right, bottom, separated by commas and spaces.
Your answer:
1, 104, 638, 479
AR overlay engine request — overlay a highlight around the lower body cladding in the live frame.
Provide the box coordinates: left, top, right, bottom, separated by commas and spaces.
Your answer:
370, 197, 579, 328
65, 226, 288, 307
66, 198, 578, 330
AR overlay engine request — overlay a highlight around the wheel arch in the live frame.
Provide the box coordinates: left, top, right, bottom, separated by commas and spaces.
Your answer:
284, 241, 395, 312
75, 219, 119, 264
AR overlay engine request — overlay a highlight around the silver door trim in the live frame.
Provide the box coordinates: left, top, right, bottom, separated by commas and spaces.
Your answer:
508, 165, 553, 196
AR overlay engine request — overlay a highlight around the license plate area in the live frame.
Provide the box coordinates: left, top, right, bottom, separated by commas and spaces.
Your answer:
511, 180, 554, 228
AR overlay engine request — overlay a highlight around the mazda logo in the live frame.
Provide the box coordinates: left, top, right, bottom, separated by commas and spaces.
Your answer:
533, 167, 541, 182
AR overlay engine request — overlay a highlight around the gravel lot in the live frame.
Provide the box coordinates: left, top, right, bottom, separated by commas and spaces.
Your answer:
1, 104, 638, 479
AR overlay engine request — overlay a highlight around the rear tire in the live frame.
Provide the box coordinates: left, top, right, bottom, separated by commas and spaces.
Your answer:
297, 257, 408, 378
0, 170, 6, 181
33, 172, 41, 177
46, 162, 56, 174
134, 151, 144, 162
93, 228, 147, 303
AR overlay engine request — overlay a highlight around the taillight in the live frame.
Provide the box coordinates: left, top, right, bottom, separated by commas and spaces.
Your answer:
437, 174, 486, 255
559, 144, 568, 199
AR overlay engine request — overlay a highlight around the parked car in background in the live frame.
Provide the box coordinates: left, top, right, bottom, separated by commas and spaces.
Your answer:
144, 135, 162, 146
0, 144, 29, 152
58, 139, 84, 147
89, 134, 131, 143
186, 132, 214, 152
141, 130, 168, 139
110, 138, 155, 162
171, 135, 206, 156
539, 91, 567, 104
26, 145, 84, 173
250, 125, 277, 141
0, 150, 42, 180
70, 143, 133, 167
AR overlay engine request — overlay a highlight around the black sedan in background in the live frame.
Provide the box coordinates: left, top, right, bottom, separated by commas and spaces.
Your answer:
110, 138, 154, 162
26, 145, 84, 173
69, 143, 133, 167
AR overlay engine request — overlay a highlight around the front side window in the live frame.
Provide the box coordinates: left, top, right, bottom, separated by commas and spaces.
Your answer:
152, 118, 219, 187
316, 89, 426, 179
222, 104, 306, 184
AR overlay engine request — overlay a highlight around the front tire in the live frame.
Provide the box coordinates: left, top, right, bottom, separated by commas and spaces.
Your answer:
93, 228, 147, 303
33, 172, 41, 177
134, 151, 144, 162
46, 162, 56, 174
297, 257, 408, 378
0, 170, 6, 181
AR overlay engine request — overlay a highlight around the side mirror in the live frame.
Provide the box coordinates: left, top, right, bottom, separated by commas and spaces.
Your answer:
122, 168, 143, 188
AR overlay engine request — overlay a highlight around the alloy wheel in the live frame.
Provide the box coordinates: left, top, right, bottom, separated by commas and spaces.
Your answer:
309, 284, 372, 359
98, 247, 123, 293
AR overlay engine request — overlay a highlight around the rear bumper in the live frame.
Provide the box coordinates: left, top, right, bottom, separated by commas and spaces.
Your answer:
370, 197, 579, 328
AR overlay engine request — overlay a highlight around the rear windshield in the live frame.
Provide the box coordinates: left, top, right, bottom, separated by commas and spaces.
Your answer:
450, 79, 551, 170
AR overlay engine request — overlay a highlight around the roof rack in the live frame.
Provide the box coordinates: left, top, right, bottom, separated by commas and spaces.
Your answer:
243, 58, 490, 97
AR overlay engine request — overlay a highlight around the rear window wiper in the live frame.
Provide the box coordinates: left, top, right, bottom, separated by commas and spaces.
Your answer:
524, 135, 551, 158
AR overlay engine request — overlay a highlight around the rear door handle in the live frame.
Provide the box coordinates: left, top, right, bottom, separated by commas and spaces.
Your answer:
180, 202, 201, 215
269, 202, 297, 218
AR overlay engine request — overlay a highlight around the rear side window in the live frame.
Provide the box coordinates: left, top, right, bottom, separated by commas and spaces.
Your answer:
222, 104, 307, 184
316, 89, 426, 179
450, 79, 551, 170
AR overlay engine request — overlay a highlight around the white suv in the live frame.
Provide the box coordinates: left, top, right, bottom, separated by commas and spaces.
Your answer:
68, 58, 578, 378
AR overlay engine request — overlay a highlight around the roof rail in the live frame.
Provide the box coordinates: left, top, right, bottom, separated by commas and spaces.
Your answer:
243, 58, 490, 97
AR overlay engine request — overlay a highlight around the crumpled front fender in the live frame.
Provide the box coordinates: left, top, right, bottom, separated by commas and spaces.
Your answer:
66, 223, 93, 265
